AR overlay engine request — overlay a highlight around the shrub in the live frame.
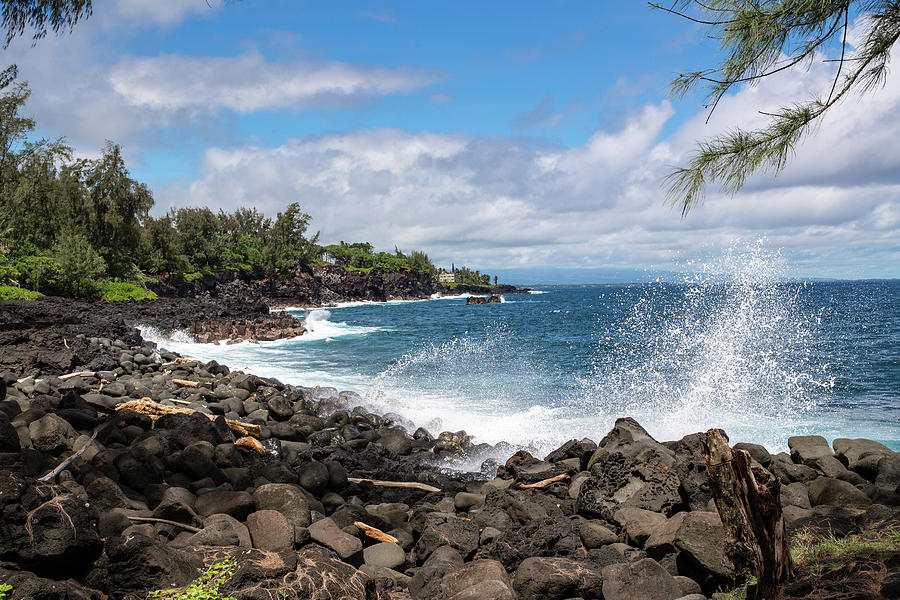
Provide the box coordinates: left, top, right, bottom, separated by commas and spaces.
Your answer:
0, 582, 13, 600
12, 255, 63, 294
0, 285, 43, 300
147, 558, 237, 600
98, 282, 158, 301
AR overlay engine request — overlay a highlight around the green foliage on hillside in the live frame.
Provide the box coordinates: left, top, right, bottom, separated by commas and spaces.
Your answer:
322, 242, 437, 275
451, 265, 492, 286
0, 83, 323, 299
0, 284, 41, 299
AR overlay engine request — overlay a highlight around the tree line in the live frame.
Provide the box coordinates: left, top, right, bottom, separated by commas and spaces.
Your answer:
0, 83, 458, 300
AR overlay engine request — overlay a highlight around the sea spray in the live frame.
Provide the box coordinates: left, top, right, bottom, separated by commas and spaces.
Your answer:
579, 240, 827, 451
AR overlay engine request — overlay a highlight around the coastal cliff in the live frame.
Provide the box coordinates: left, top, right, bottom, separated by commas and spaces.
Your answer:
147, 265, 446, 307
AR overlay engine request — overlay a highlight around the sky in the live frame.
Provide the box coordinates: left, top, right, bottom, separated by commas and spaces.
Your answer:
3, 1, 899, 283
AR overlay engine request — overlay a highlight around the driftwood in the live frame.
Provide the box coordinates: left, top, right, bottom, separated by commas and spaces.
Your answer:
347, 477, 441, 493
514, 473, 571, 489
354, 521, 400, 544
58, 370, 95, 381
171, 378, 200, 388
115, 398, 261, 438
234, 436, 265, 454
703, 428, 792, 600
127, 516, 201, 533
38, 430, 99, 482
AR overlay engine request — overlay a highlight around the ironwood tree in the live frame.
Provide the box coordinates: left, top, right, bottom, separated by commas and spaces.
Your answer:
655, 1, 900, 215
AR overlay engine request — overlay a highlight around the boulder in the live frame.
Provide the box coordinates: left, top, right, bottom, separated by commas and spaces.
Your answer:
670, 433, 713, 511
298, 460, 330, 495
28, 413, 76, 453
151, 486, 201, 526
413, 512, 480, 563
379, 428, 413, 455
808, 477, 872, 506
513, 556, 604, 600
246, 509, 294, 551
86, 533, 201, 597
308, 516, 362, 560
221, 548, 371, 600
0, 567, 106, 600
363, 541, 407, 570
579, 520, 618, 549
602, 558, 683, 600
441, 560, 512, 599
186, 513, 251, 547
613, 507, 667, 547
408, 545, 464, 600
832, 438, 895, 480
789, 435, 847, 478
579, 418, 681, 519
645, 511, 731, 586
194, 490, 255, 519
780, 482, 812, 509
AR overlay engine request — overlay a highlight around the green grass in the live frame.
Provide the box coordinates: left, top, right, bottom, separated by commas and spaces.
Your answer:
147, 558, 237, 600
0, 285, 43, 300
791, 526, 900, 574
98, 282, 158, 301
344, 266, 373, 273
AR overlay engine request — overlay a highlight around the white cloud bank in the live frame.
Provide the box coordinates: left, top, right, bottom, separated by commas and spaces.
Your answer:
158, 49, 900, 279
109, 52, 440, 114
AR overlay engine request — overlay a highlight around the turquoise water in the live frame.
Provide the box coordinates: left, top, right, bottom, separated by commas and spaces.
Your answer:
142, 256, 899, 459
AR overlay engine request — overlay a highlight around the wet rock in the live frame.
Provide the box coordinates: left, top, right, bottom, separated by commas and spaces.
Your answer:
246, 509, 293, 551
602, 557, 682, 600
308, 516, 362, 561
363, 541, 407, 570
513, 556, 604, 600
808, 477, 872, 506
379, 428, 413, 455
298, 460, 330, 495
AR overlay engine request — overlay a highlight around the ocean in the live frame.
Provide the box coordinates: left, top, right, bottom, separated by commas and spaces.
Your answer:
141, 250, 899, 467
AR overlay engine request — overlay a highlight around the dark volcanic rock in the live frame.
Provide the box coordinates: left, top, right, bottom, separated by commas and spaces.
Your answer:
86, 533, 201, 597
512, 556, 604, 600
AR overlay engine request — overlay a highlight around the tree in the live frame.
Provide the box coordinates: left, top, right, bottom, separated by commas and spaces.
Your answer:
82, 143, 153, 277
656, 1, 900, 215
53, 232, 105, 297
262, 202, 320, 272
0, 0, 92, 48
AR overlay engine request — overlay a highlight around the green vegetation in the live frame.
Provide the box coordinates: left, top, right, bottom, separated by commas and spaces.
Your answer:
147, 558, 238, 600
98, 282, 158, 301
792, 526, 900, 575
0, 285, 42, 300
322, 242, 436, 275
0, 82, 322, 300
0, 582, 13, 600
657, 1, 900, 215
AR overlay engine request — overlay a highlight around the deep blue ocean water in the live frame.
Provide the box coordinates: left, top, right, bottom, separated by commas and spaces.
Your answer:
143, 262, 899, 462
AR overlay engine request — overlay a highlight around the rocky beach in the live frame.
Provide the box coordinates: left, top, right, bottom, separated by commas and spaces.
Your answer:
0, 295, 897, 600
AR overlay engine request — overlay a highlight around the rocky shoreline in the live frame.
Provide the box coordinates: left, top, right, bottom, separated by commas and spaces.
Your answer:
0, 301, 897, 600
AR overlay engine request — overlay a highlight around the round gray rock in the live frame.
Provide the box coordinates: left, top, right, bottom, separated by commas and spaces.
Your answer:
363, 542, 407, 570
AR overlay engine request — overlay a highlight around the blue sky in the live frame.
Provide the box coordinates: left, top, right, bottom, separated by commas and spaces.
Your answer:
4, 1, 899, 283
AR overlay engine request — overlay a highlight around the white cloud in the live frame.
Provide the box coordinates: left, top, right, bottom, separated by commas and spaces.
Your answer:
109, 51, 440, 114
157, 48, 900, 279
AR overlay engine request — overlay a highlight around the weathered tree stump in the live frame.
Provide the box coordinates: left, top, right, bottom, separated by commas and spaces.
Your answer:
703, 428, 792, 600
